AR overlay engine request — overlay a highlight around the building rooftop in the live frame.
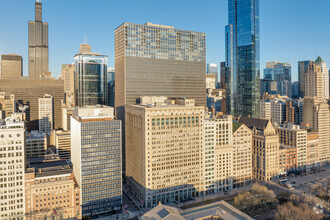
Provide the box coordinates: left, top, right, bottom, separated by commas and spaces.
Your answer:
233, 122, 243, 133
72, 105, 115, 121
238, 117, 269, 131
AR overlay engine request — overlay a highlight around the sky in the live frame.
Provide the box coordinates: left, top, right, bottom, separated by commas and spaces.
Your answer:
0, 0, 330, 81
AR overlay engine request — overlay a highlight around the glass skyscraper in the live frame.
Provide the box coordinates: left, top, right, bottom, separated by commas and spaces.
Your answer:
74, 51, 108, 106
225, 0, 260, 118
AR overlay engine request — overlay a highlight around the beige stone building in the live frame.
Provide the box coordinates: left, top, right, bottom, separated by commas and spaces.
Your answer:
239, 117, 280, 181
0, 92, 16, 118
24, 155, 81, 219
206, 74, 216, 90
1, 54, 23, 79
51, 130, 71, 160
306, 131, 319, 170
232, 123, 253, 188
125, 97, 204, 208
276, 123, 307, 170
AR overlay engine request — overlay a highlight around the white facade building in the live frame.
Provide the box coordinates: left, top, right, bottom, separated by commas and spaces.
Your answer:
38, 94, 53, 133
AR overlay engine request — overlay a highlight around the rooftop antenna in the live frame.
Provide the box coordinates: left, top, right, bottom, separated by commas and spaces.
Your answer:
36, 0, 41, 2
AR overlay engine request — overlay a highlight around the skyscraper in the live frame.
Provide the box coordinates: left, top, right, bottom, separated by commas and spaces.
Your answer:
220, 62, 226, 89
74, 45, 108, 106
71, 105, 122, 217
315, 56, 329, 99
225, 0, 260, 118
298, 60, 313, 98
0, 54, 23, 79
38, 94, 54, 133
207, 63, 219, 84
29, 0, 49, 79
115, 22, 206, 111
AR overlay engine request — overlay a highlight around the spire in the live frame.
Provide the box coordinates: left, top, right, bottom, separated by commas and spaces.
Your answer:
315, 56, 324, 64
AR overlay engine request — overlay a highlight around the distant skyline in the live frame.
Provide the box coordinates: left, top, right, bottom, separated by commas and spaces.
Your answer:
1, 0, 330, 81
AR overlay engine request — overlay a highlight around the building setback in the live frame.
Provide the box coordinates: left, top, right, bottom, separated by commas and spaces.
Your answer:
0, 54, 23, 79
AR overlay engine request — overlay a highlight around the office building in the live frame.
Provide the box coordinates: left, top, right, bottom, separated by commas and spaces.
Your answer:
28, 0, 48, 79
260, 100, 271, 120
74, 45, 108, 107
61, 64, 75, 107
270, 98, 287, 125
0, 92, 16, 118
293, 98, 304, 125
25, 155, 81, 219
263, 61, 280, 80
0, 54, 23, 79
115, 22, 206, 113
239, 117, 280, 181
26, 130, 47, 158
260, 79, 277, 97
292, 81, 299, 99
51, 130, 71, 159
298, 60, 314, 98
220, 62, 226, 89
0, 78, 64, 131
125, 97, 204, 207
71, 105, 122, 217
62, 106, 73, 131
108, 67, 115, 107
277, 123, 307, 170
279, 145, 297, 175
225, 0, 260, 118
0, 114, 25, 219
232, 122, 253, 188
207, 63, 219, 85
206, 89, 226, 114
303, 62, 330, 164
206, 74, 216, 90
286, 101, 295, 123
306, 131, 319, 170
38, 94, 53, 133
315, 56, 329, 99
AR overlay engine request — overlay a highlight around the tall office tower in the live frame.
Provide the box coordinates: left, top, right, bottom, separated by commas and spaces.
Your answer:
239, 117, 280, 181
28, 0, 48, 79
204, 115, 234, 194
263, 61, 280, 80
270, 98, 287, 125
225, 0, 260, 118
260, 79, 277, 97
292, 81, 299, 99
0, 54, 23, 78
115, 22, 206, 112
293, 98, 304, 125
303, 62, 330, 164
207, 63, 219, 85
108, 68, 115, 107
74, 45, 108, 106
306, 131, 319, 170
125, 97, 204, 207
26, 130, 47, 158
0, 92, 16, 118
315, 56, 329, 99
260, 100, 271, 120
52, 130, 71, 159
298, 60, 314, 98
0, 78, 64, 131
220, 62, 226, 89
61, 64, 75, 107
277, 123, 307, 171
25, 155, 81, 219
71, 106, 122, 217
0, 114, 25, 219
232, 122, 253, 188
62, 106, 74, 131
285, 101, 295, 123
38, 94, 53, 133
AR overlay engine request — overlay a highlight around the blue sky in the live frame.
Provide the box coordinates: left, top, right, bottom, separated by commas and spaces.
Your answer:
0, 0, 330, 81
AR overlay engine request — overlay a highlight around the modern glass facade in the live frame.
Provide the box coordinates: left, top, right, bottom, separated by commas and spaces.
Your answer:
71, 111, 122, 217
225, 0, 260, 118
298, 60, 313, 98
75, 54, 108, 106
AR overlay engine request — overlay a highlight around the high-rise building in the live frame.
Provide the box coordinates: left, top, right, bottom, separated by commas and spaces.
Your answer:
115, 22, 206, 112
277, 123, 307, 170
26, 130, 48, 158
125, 97, 204, 207
51, 130, 71, 159
220, 62, 226, 89
108, 67, 115, 107
315, 56, 329, 99
303, 62, 330, 164
239, 117, 280, 181
71, 105, 122, 217
292, 81, 299, 99
260, 79, 277, 97
0, 114, 25, 219
61, 64, 76, 107
298, 60, 314, 98
74, 45, 108, 107
263, 61, 280, 80
232, 122, 253, 188
0, 54, 23, 79
225, 0, 260, 118
260, 100, 271, 120
206, 74, 216, 90
270, 98, 287, 125
25, 155, 81, 219
293, 98, 304, 125
0, 78, 64, 131
62, 106, 74, 131
28, 0, 48, 79
207, 63, 219, 85
285, 101, 295, 123
38, 94, 53, 133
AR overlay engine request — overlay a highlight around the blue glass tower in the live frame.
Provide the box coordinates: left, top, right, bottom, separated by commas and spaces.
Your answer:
225, 0, 260, 118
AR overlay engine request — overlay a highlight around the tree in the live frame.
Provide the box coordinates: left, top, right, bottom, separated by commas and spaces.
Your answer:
275, 202, 324, 220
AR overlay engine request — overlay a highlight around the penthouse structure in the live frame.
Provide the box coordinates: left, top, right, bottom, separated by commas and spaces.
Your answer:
125, 97, 204, 208
26, 130, 48, 158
